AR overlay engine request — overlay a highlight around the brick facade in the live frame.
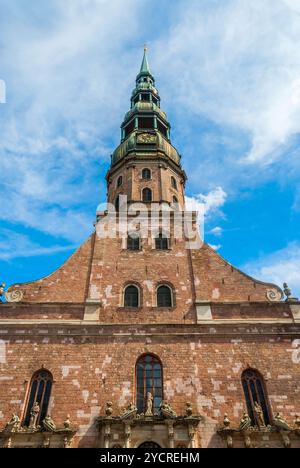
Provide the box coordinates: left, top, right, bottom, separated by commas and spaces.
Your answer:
1, 51, 299, 449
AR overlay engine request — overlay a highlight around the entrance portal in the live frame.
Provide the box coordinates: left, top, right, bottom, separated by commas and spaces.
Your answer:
138, 441, 161, 448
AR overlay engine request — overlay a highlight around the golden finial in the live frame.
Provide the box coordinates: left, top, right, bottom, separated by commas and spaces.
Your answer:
144, 43, 148, 53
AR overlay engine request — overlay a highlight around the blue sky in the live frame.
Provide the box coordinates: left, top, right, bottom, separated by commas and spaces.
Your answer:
1, 0, 300, 297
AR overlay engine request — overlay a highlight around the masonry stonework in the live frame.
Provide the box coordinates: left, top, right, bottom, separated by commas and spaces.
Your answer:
1, 50, 299, 449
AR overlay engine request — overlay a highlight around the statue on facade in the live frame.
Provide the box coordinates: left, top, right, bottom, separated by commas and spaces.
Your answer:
274, 413, 292, 432
43, 415, 56, 432
160, 401, 177, 419
254, 402, 265, 428
121, 402, 138, 420
145, 392, 153, 416
29, 402, 40, 429
223, 414, 231, 429
185, 402, 193, 418
105, 402, 113, 418
239, 412, 252, 432
4, 414, 20, 432
64, 415, 71, 429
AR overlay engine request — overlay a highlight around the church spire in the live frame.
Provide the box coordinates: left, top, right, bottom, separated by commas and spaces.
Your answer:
140, 45, 151, 75
136, 46, 155, 84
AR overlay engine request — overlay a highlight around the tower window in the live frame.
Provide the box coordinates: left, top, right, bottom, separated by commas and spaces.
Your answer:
124, 120, 135, 138
142, 168, 151, 180
157, 285, 173, 308
139, 117, 154, 130
157, 120, 168, 138
127, 234, 140, 251
173, 196, 178, 204
23, 370, 53, 428
117, 176, 123, 187
141, 93, 151, 102
142, 188, 152, 203
241, 369, 272, 426
155, 233, 169, 250
171, 177, 177, 190
124, 285, 140, 308
136, 354, 163, 415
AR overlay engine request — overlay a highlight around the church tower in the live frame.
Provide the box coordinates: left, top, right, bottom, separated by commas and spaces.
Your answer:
106, 47, 186, 211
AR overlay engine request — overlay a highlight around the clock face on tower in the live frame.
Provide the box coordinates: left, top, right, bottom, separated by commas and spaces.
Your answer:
137, 133, 157, 144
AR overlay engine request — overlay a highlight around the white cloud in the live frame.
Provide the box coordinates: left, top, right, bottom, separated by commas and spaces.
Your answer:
0, 229, 76, 261
186, 187, 227, 218
154, 0, 300, 164
0, 0, 144, 242
243, 242, 300, 298
210, 227, 223, 237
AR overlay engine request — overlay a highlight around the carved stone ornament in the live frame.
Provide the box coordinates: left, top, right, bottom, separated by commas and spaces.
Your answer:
137, 133, 157, 144
160, 401, 177, 419
5, 289, 24, 303
121, 402, 138, 420
266, 289, 282, 302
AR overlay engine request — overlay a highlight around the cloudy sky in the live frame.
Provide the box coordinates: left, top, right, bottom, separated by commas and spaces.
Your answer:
1, 0, 300, 297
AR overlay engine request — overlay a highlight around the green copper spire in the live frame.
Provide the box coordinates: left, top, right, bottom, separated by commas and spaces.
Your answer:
140, 45, 151, 74
136, 46, 155, 84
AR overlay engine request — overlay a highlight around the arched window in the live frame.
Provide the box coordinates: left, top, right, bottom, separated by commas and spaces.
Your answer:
124, 285, 140, 308
142, 188, 152, 203
117, 176, 123, 187
171, 176, 177, 190
157, 285, 173, 308
23, 370, 53, 427
142, 168, 151, 180
155, 233, 169, 250
127, 233, 140, 251
136, 355, 163, 415
241, 369, 271, 426
173, 196, 178, 204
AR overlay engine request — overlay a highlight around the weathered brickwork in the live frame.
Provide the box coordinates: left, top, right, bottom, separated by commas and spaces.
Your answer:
0, 324, 299, 448
1, 51, 299, 449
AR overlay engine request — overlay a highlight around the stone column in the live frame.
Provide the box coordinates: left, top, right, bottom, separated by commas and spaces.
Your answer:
124, 422, 132, 449
104, 422, 111, 449
166, 420, 175, 448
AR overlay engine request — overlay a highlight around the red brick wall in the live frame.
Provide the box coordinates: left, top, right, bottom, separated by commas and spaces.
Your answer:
0, 323, 299, 447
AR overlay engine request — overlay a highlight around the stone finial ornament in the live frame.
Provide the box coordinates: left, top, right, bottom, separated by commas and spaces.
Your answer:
105, 402, 113, 418
223, 414, 231, 428
0, 283, 5, 302
64, 415, 71, 429
239, 412, 252, 432
283, 283, 298, 302
186, 402, 193, 418
274, 413, 292, 432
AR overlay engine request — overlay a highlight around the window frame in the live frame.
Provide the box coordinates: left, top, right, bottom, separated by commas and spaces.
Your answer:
123, 284, 140, 308
241, 368, 272, 426
23, 369, 53, 428
135, 354, 163, 416
142, 187, 152, 203
142, 168, 152, 181
156, 284, 174, 308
